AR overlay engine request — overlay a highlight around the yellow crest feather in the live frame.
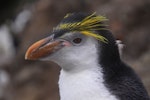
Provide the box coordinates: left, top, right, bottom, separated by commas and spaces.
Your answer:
55, 13, 109, 43
81, 31, 108, 43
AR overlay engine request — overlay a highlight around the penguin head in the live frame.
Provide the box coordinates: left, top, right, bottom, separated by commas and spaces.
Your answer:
25, 13, 120, 71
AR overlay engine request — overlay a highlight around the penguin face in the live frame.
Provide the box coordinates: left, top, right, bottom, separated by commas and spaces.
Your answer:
25, 12, 110, 71
25, 32, 99, 71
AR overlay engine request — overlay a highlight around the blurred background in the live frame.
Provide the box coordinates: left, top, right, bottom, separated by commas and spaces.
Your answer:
0, 0, 150, 100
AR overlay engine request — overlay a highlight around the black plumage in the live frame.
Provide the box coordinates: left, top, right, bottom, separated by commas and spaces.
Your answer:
97, 30, 150, 100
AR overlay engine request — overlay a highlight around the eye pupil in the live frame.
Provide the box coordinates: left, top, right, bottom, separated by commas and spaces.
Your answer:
73, 38, 82, 44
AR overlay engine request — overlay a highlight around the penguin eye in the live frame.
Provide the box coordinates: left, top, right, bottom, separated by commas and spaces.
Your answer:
72, 38, 82, 44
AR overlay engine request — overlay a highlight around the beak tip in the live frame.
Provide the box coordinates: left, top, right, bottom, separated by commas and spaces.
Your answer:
24, 55, 34, 60
25, 53, 30, 60
25, 56, 28, 60
25, 50, 37, 60
25, 48, 35, 60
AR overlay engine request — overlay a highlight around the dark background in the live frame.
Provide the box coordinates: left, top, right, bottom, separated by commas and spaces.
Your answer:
0, 0, 150, 100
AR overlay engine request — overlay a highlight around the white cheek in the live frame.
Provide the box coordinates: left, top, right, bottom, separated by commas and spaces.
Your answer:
43, 37, 99, 71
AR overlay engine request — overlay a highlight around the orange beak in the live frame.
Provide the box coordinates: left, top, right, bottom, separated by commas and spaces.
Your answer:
25, 36, 63, 60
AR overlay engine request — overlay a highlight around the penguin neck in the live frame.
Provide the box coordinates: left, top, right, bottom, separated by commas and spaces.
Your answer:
58, 62, 118, 100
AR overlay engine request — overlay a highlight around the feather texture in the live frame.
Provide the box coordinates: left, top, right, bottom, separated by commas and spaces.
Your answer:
54, 13, 108, 43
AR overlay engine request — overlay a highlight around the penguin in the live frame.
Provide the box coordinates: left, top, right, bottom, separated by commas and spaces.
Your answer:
25, 12, 150, 100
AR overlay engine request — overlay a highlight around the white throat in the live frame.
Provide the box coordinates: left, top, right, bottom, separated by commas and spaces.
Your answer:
58, 63, 118, 100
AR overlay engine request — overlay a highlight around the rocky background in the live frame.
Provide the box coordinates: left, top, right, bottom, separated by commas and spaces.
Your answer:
0, 0, 150, 100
